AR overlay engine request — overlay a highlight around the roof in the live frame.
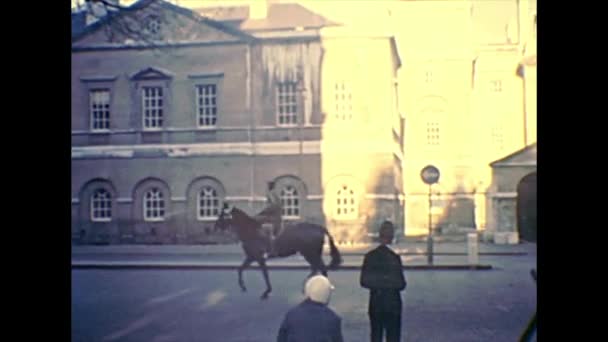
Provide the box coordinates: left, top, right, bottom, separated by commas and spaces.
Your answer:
490, 143, 537, 167
195, 3, 339, 32
72, 0, 255, 44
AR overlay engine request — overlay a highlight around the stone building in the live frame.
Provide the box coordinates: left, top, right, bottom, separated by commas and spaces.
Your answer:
71, 0, 403, 244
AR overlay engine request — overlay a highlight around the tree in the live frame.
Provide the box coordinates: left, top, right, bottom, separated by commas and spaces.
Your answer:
76, 0, 174, 47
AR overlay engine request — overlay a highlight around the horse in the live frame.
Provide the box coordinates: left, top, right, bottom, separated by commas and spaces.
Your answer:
214, 205, 342, 300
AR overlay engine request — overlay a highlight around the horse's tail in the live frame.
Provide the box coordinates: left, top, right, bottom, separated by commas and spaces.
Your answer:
324, 228, 342, 269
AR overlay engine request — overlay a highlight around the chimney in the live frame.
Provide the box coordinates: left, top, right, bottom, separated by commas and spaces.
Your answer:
249, 0, 269, 20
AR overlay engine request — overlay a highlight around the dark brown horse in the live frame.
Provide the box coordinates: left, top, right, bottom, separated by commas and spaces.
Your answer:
215, 205, 342, 300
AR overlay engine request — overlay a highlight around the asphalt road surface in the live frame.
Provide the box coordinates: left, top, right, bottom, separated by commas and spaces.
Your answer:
72, 254, 536, 342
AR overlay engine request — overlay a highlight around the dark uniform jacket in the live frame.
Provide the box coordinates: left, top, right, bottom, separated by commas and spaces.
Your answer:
360, 245, 407, 314
277, 299, 343, 342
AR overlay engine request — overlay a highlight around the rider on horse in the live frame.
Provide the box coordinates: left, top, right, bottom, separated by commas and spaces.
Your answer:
255, 181, 283, 256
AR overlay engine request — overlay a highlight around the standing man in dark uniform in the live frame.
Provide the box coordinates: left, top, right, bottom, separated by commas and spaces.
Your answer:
360, 220, 407, 342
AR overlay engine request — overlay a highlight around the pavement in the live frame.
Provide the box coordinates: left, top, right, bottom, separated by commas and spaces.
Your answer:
72, 238, 536, 271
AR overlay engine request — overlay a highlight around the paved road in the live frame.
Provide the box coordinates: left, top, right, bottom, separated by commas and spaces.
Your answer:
72, 252, 536, 342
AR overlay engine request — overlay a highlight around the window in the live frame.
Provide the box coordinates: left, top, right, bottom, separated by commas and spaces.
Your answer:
144, 188, 165, 221
426, 121, 440, 146
198, 187, 220, 220
90, 89, 110, 131
490, 80, 503, 92
142, 86, 163, 129
145, 16, 162, 36
334, 81, 353, 121
335, 184, 357, 219
91, 189, 111, 221
196, 84, 217, 127
277, 82, 297, 126
425, 71, 433, 84
491, 125, 504, 151
280, 186, 300, 218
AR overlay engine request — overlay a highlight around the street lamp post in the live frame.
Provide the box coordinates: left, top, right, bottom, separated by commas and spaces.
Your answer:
427, 183, 433, 264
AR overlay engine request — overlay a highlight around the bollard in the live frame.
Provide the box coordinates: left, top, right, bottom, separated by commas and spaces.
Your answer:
467, 233, 479, 265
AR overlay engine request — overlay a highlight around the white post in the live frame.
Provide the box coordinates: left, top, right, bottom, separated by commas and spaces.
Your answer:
467, 233, 479, 265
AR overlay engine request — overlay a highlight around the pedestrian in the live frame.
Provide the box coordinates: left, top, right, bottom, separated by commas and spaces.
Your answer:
277, 274, 344, 342
360, 220, 407, 342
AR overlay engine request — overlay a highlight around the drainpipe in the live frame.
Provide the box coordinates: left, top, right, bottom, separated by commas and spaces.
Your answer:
518, 63, 528, 147
247, 43, 255, 210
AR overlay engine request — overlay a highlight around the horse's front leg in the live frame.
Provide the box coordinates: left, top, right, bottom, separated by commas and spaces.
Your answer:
238, 257, 254, 292
257, 257, 272, 300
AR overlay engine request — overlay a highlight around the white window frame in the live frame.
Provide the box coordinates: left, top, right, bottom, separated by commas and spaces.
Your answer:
276, 82, 298, 126
89, 89, 111, 131
491, 125, 505, 151
196, 84, 218, 128
280, 186, 300, 219
490, 80, 503, 93
425, 70, 433, 84
142, 86, 164, 130
91, 188, 112, 222
426, 120, 441, 146
334, 81, 353, 121
143, 188, 165, 221
335, 184, 358, 220
197, 186, 221, 221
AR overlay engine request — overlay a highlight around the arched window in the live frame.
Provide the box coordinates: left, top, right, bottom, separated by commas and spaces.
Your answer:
198, 186, 220, 220
91, 188, 111, 221
280, 186, 300, 218
144, 188, 165, 221
335, 184, 357, 219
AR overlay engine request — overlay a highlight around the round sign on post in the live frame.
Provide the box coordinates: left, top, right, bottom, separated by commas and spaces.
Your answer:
421, 165, 440, 265
421, 165, 440, 185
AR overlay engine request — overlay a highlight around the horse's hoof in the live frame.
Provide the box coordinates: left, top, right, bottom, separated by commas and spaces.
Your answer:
240, 287, 247, 292
261, 294, 269, 300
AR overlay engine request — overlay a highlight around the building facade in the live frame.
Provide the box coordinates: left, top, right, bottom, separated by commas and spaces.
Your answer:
387, 0, 537, 241
71, 0, 403, 244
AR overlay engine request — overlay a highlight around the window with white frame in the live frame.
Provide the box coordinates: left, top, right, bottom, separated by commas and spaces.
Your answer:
490, 80, 503, 93
280, 186, 300, 218
491, 125, 505, 151
91, 188, 112, 221
335, 184, 357, 219
425, 71, 433, 84
277, 82, 297, 125
198, 186, 220, 220
196, 84, 217, 127
142, 86, 164, 129
426, 121, 440, 146
334, 81, 353, 121
144, 188, 165, 221
90, 89, 110, 131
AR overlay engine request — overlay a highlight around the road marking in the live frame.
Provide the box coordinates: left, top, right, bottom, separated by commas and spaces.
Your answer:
147, 288, 194, 306
102, 313, 158, 341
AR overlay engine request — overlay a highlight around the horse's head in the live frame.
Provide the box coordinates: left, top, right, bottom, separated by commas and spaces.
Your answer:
214, 204, 252, 231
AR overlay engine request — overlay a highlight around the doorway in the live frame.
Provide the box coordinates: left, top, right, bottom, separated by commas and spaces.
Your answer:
517, 172, 537, 242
